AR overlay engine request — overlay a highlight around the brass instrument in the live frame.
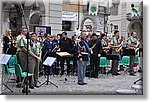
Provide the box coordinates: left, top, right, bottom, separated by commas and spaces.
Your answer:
115, 40, 124, 53
90, 44, 96, 54
103, 46, 110, 53
130, 40, 140, 53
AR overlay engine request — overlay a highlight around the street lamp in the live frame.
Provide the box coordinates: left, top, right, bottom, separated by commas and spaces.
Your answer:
110, 23, 113, 37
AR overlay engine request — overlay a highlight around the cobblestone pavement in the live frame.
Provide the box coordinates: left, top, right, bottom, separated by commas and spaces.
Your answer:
1, 71, 142, 95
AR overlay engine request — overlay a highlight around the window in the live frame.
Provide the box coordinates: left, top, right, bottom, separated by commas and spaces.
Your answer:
114, 25, 118, 30
62, 21, 72, 31
111, 3, 119, 16
63, 0, 70, 4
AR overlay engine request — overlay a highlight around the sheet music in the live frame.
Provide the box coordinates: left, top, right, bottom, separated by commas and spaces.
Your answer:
56, 52, 71, 57
43, 57, 56, 66
0, 54, 12, 65
81, 52, 89, 55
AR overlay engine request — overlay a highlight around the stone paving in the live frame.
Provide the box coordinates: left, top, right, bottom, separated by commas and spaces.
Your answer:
1, 71, 142, 95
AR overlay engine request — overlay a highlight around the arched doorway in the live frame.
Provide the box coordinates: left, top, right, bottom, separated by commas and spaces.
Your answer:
2, 0, 45, 35
28, 0, 45, 32
80, 16, 97, 32
128, 20, 143, 39
2, 2, 22, 36
82, 19, 94, 32
29, 12, 42, 32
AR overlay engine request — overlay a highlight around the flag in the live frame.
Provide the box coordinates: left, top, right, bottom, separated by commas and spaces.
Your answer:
88, 1, 98, 16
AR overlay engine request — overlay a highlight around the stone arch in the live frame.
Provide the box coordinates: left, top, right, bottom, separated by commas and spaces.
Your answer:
127, 20, 143, 39
2, 2, 22, 36
80, 15, 97, 32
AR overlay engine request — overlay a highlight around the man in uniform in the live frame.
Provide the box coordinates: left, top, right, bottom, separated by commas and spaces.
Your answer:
77, 31, 90, 85
109, 30, 121, 75
16, 28, 40, 89
128, 32, 139, 76
88, 33, 103, 78
30, 32, 41, 87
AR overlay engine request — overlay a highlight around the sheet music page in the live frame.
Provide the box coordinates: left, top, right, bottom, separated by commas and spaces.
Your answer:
56, 52, 71, 56
0, 54, 12, 65
43, 57, 56, 66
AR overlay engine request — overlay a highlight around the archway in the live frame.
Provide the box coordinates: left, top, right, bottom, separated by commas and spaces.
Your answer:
127, 20, 143, 39
2, 2, 22, 36
29, 12, 42, 32
80, 16, 97, 32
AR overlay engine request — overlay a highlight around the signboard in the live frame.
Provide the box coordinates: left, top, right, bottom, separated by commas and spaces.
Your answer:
62, 12, 78, 21
98, 15, 104, 32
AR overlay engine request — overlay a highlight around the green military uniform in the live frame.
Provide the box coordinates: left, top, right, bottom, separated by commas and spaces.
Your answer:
30, 41, 41, 86
128, 36, 137, 48
110, 37, 120, 74
16, 34, 29, 85
110, 37, 121, 55
128, 36, 138, 75
16, 34, 30, 71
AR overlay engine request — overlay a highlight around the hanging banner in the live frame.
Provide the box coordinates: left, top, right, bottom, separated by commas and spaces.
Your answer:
88, 1, 98, 15
62, 12, 78, 21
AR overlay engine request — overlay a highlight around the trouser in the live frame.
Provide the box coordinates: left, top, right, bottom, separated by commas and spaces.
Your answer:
77, 60, 87, 84
90, 54, 99, 77
28, 57, 39, 86
60, 57, 70, 75
72, 53, 77, 75
17, 52, 39, 86
112, 60, 119, 74
16, 52, 27, 83
129, 55, 135, 74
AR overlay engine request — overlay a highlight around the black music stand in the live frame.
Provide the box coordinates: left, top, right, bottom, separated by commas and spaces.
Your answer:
106, 54, 119, 75
56, 52, 73, 83
0, 54, 13, 93
124, 49, 136, 74
38, 57, 58, 88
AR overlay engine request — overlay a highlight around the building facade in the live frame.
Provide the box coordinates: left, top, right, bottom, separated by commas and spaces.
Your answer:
108, 0, 143, 39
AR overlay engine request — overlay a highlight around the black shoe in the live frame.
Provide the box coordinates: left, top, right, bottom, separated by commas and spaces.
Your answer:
35, 85, 39, 88
29, 86, 34, 89
16, 83, 23, 88
22, 88, 31, 93
129, 73, 136, 76
78, 83, 84, 85
83, 83, 87, 85
112, 73, 121, 76
138, 69, 142, 73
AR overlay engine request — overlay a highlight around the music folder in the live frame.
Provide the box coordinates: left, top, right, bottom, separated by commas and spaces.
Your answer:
0, 54, 12, 65
56, 52, 72, 57
43, 57, 56, 67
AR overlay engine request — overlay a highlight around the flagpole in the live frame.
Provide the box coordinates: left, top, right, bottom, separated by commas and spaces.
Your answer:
77, 0, 80, 31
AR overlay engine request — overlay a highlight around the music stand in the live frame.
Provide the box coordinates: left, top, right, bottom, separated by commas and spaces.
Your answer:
38, 57, 58, 88
106, 54, 119, 75
124, 49, 136, 74
56, 52, 73, 83
0, 54, 13, 92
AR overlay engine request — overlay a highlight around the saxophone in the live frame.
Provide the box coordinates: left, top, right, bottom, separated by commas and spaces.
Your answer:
90, 44, 96, 54
115, 40, 124, 53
